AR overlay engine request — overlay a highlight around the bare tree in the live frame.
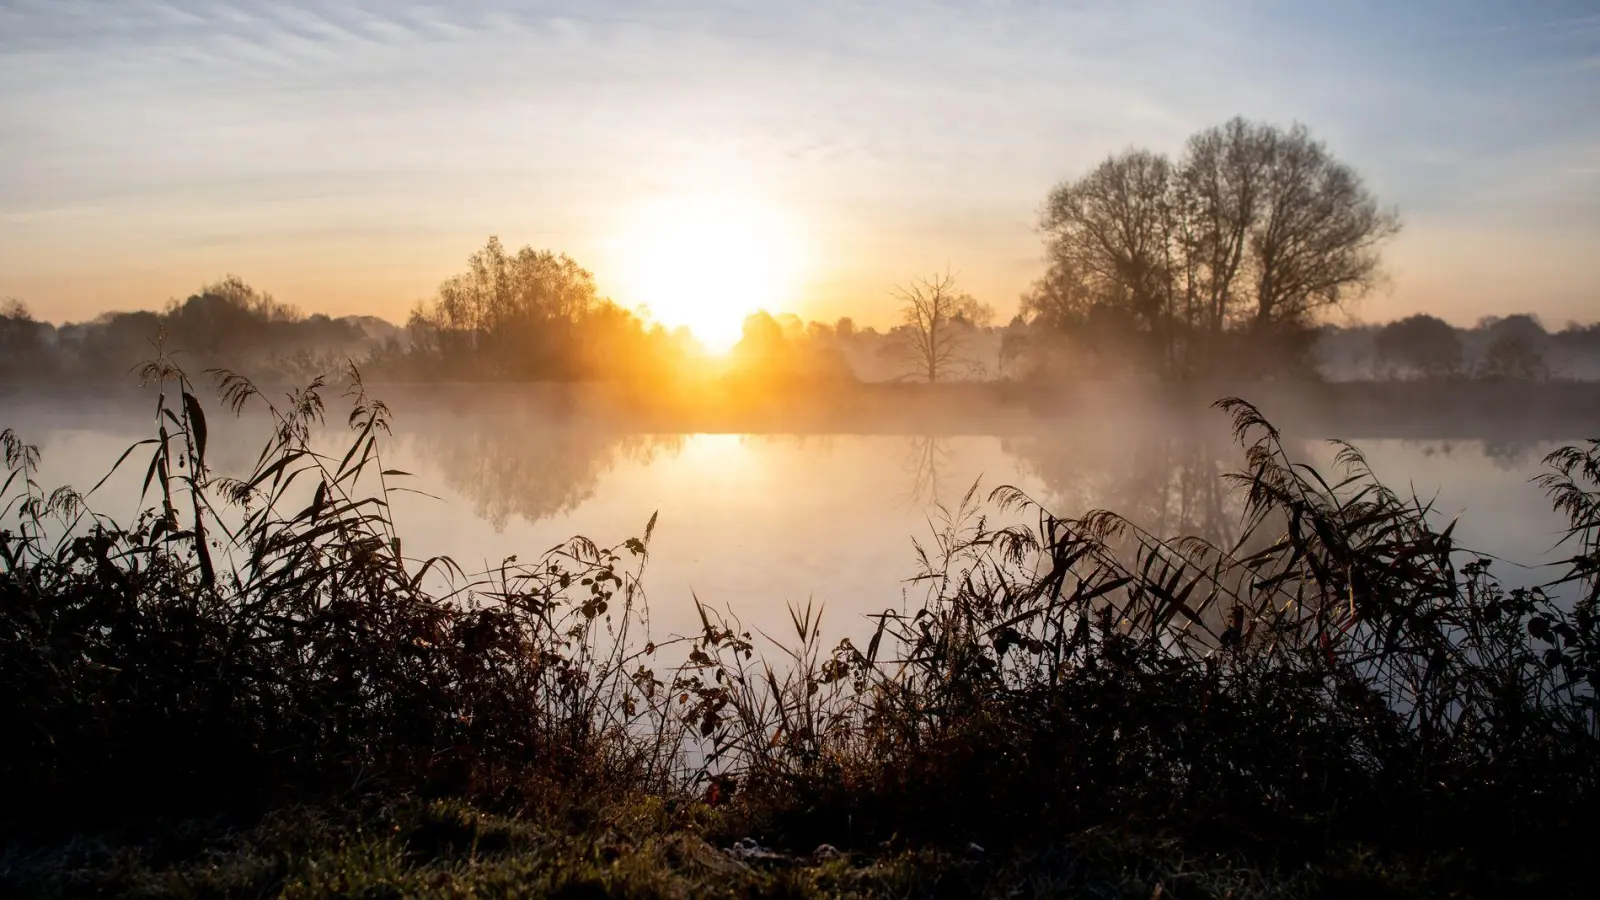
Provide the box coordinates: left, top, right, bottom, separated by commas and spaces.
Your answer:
1041, 151, 1178, 373
1245, 124, 1400, 331
894, 272, 993, 383
1033, 118, 1400, 378
1174, 119, 1273, 350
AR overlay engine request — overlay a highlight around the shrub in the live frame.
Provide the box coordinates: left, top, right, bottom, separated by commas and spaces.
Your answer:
1, 361, 701, 827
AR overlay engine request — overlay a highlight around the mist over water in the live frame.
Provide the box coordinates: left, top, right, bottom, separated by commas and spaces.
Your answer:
4, 385, 1578, 641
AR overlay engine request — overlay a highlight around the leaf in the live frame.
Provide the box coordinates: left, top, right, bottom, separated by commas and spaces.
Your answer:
85, 439, 160, 500
183, 391, 208, 465
1528, 617, 1550, 641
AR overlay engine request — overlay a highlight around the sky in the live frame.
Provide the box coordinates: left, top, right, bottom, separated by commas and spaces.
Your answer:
2, 0, 1598, 330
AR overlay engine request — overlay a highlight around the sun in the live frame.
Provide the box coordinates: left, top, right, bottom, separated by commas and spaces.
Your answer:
616, 194, 804, 352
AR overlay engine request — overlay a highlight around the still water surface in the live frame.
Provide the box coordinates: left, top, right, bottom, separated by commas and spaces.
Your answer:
4, 391, 1581, 640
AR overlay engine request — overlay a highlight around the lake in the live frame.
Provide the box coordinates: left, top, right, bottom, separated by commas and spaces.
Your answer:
2, 383, 1589, 643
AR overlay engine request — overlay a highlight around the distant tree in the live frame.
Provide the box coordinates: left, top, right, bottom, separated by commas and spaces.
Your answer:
997, 315, 1029, 380
1, 299, 48, 378
727, 310, 852, 384
1556, 321, 1600, 346
169, 275, 300, 323
1476, 315, 1549, 381
1479, 334, 1548, 381
76, 310, 163, 377
1036, 118, 1400, 378
406, 236, 633, 379
1374, 314, 1462, 379
147, 276, 380, 380
894, 272, 993, 383
733, 311, 789, 359
834, 317, 856, 341
1482, 314, 1548, 347
1553, 321, 1600, 379
774, 312, 806, 341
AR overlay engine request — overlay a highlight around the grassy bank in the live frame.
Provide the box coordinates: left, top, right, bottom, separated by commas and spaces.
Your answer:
3, 362, 1598, 897
9, 797, 1568, 899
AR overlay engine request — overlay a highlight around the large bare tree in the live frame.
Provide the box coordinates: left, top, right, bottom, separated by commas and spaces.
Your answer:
1032, 118, 1400, 378
895, 272, 993, 383
1038, 150, 1179, 374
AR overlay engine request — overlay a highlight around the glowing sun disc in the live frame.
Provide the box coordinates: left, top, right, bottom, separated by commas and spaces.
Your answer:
616, 194, 804, 352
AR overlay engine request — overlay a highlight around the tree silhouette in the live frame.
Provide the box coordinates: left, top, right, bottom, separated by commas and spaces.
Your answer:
1034, 118, 1400, 378
726, 311, 854, 385
0, 299, 50, 379
1375, 314, 1462, 379
1477, 317, 1550, 381
894, 272, 993, 383
395, 236, 682, 382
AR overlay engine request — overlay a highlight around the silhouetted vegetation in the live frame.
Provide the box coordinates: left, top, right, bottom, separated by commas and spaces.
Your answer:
1375, 313, 1464, 379
368, 237, 692, 384
2, 282, 380, 385
724, 310, 857, 388
5, 176, 1599, 391
5, 363, 1599, 897
1477, 314, 1553, 381
892, 272, 995, 383
1016, 118, 1401, 380
1316, 313, 1600, 382
0, 299, 54, 381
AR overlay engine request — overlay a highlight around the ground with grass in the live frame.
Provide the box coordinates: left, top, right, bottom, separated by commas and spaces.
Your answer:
8, 796, 1580, 900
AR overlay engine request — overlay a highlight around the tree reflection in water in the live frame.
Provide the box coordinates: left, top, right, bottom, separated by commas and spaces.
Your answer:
403, 408, 684, 531
1001, 418, 1301, 552
903, 434, 955, 508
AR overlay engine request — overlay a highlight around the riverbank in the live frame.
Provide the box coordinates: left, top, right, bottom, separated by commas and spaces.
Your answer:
5, 377, 1599, 440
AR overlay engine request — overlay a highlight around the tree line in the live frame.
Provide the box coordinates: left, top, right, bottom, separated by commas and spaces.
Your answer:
0, 279, 382, 383
3, 116, 1595, 386
1324, 312, 1595, 382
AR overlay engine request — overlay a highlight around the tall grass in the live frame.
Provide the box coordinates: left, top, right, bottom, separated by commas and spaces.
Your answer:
1, 361, 709, 825
678, 403, 1600, 864
3, 366, 1598, 880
